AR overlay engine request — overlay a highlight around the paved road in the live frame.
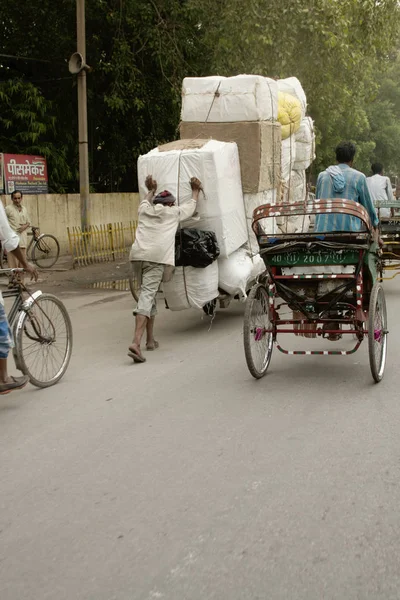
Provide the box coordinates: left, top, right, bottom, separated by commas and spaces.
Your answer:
1, 279, 400, 600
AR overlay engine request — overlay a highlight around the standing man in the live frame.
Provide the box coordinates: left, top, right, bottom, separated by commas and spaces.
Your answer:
5, 191, 31, 280
367, 162, 395, 219
314, 141, 379, 233
314, 142, 379, 341
0, 201, 37, 394
128, 175, 202, 363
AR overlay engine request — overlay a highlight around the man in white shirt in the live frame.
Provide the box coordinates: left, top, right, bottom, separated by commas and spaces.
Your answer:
5, 190, 31, 283
0, 202, 37, 394
366, 163, 395, 218
128, 175, 202, 363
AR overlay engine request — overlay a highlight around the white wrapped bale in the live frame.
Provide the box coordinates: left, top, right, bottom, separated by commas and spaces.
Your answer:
289, 170, 307, 203
294, 117, 315, 171
243, 191, 278, 255
244, 190, 279, 220
277, 77, 307, 118
281, 135, 296, 183
138, 139, 247, 258
277, 170, 310, 234
181, 75, 278, 123
180, 121, 281, 194
163, 262, 219, 311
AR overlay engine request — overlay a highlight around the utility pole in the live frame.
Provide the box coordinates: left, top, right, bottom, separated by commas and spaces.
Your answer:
76, 0, 90, 230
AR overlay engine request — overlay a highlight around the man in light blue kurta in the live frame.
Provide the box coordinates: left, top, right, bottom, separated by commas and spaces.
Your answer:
315, 141, 379, 232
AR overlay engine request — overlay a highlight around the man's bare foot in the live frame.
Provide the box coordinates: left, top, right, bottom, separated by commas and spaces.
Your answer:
128, 344, 146, 363
146, 340, 159, 351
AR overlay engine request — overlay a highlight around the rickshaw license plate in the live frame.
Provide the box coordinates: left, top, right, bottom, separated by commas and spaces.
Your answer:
267, 249, 360, 266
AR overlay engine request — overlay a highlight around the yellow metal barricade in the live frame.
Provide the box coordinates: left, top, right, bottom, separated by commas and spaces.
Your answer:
67, 221, 137, 267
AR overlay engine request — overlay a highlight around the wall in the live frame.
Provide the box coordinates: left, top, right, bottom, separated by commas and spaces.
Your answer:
0, 193, 140, 255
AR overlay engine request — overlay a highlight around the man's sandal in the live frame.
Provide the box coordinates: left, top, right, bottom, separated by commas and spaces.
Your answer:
0, 375, 29, 395
127, 348, 146, 363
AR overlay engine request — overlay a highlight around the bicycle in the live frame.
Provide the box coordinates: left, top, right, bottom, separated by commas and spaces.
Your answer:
3, 269, 73, 388
0, 227, 60, 270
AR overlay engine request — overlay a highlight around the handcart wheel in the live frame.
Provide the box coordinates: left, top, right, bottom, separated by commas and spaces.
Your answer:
368, 283, 388, 383
243, 283, 273, 379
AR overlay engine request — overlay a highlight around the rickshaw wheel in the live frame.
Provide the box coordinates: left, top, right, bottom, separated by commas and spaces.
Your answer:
368, 283, 388, 383
243, 283, 273, 379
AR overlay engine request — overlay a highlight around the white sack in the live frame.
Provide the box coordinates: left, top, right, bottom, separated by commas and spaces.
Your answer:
281, 135, 296, 182
250, 253, 266, 280
138, 140, 247, 258
181, 75, 278, 123
218, 247, 254, 297
277, 77, 307, 118
294, 117, 315, 171
163, 262, 219, 311
218, 247, 265, 297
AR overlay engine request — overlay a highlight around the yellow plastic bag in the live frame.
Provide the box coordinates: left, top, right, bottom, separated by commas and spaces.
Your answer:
278, 92, 302, 140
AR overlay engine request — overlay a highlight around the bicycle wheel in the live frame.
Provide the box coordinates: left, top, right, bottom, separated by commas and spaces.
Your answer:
243, 283, 274, 379
32, 234, 60, 269
368, 283, 388, 383
15, 293, 73, 388
129, 262, 139, 301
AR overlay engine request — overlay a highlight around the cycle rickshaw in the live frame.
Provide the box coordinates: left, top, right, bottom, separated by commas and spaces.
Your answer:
243, 199, 388, 383
375, 200, 400, 281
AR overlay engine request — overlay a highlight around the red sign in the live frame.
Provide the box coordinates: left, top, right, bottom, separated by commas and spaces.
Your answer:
3, 154, 48, 195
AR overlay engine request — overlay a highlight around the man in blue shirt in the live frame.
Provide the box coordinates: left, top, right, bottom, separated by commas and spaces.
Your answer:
314, 141, 379, 233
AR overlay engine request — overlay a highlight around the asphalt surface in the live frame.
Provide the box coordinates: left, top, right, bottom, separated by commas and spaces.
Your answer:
1, 278, 400, 600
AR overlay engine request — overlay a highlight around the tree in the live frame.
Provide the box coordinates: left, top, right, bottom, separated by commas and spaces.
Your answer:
364, 52, 400, 178
190, 0, 400, 175
0, 79, 73, 192
1, 0, 400, 191
0, 0, 209, 192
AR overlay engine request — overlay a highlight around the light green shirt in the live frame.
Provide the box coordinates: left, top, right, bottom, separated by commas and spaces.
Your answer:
5, 203, 30, 248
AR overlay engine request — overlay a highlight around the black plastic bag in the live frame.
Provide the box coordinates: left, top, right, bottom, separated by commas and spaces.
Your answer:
175, 228, 220, 268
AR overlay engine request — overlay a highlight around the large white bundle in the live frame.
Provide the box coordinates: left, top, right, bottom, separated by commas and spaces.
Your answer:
276, 214, 310, 234
138, 140, 247, 258
281, 135, 296, 182
277, 170, 309, 234
164, 262, 219, 311
244, 190, 279, 220
243, 190, 277, 254
218, 247, 265, 297
294, 117, 315, 171
181, 75, 278, 123
277, 77, 307, 118
289, 170, 306, 203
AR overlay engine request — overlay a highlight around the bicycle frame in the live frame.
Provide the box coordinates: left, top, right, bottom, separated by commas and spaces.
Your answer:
2, 288, 25, 328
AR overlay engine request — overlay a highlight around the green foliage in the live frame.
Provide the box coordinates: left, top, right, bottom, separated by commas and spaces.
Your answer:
0, 79, 72, 192
1, 0, 400, 190
193, 0, 400, 176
